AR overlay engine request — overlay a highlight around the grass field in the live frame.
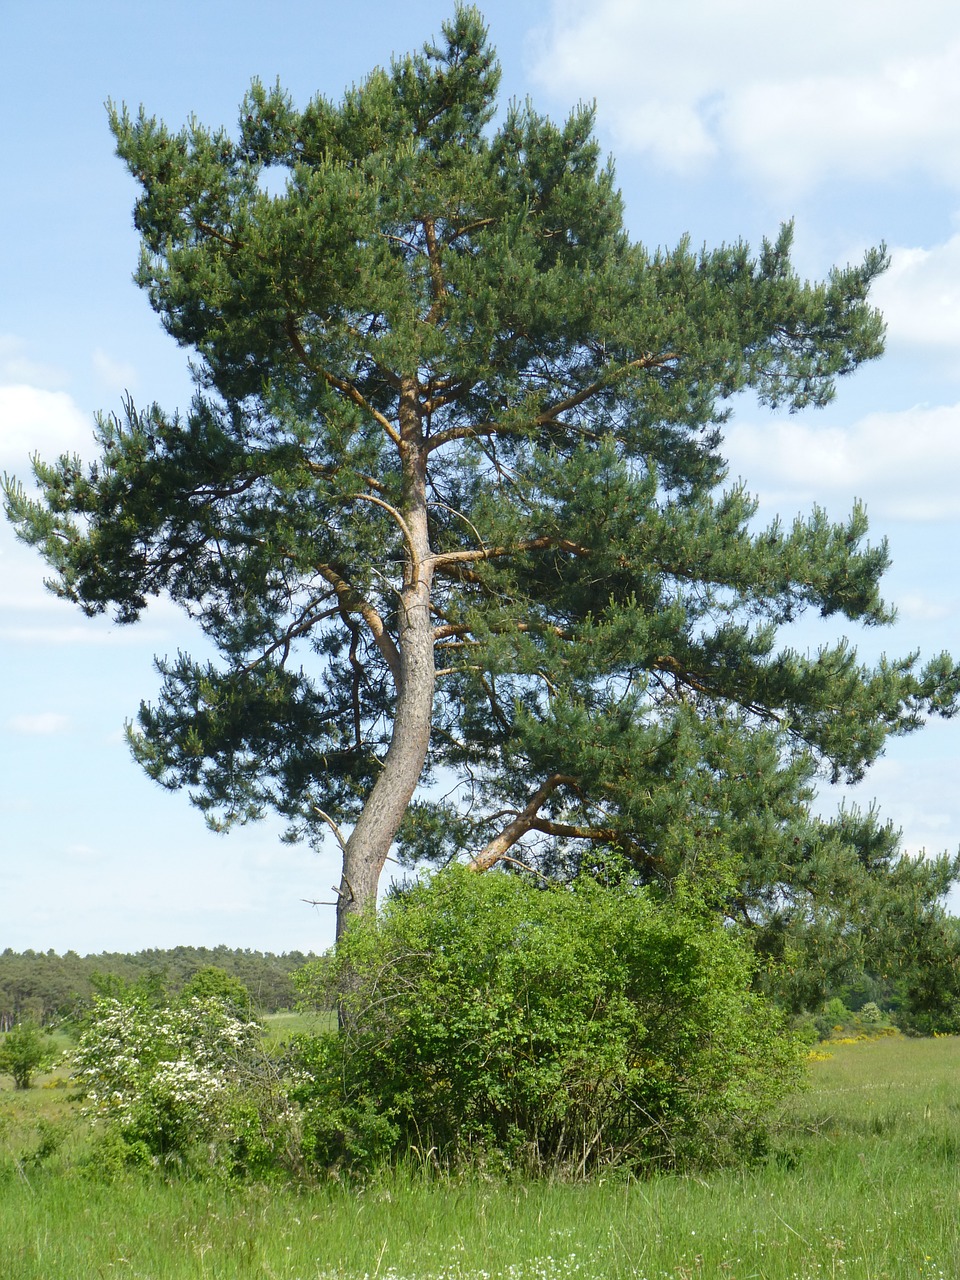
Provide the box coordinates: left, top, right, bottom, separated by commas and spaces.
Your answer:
2, 1033, 959, 1279
262, 1009, 337, 1046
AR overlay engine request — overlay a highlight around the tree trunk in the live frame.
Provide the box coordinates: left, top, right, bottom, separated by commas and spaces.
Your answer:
335, 379, 435, 941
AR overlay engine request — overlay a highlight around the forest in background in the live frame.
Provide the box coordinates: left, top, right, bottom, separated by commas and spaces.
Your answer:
0, 945, 320, 1028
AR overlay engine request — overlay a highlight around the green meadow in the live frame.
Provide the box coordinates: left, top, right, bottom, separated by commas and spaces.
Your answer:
2, 1033, 959, 1280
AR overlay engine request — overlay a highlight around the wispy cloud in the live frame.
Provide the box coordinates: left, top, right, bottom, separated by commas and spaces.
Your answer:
93, 347, 138, 394
65, 843, 102, 860
0, 619, 182, 646
0, 530, 197, 645
533, 1, 960, 192
7, 712, 71, 735
725, 401, 960, 520
0, 537, 61, 612
896, 592, 957, 623
0, 335, 69, 390
832, 746, 960, 857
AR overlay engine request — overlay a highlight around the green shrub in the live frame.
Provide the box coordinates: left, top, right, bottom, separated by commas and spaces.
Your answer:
293, 868, 805, 1176
808, 996, 897, 1041
179, 966, 255, 1017
789, 1012, 821, 1046
0, 1020, 57, 1090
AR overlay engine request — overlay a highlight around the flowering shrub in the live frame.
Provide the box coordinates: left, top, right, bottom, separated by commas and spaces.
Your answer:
71, 992, 284, 1173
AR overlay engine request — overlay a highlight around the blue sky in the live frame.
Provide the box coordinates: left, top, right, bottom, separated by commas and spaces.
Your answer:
3, 0, 960, 955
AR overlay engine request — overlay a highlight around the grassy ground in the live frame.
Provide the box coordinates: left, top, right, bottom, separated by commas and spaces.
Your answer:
2, 1034, 959, 1279
262, 1009, 337, 1047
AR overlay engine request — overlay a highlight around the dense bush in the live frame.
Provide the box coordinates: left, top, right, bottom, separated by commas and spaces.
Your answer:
293, 868, 805, 1177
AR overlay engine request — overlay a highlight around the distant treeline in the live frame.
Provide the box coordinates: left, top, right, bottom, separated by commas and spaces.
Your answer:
0, 945, 324, 1029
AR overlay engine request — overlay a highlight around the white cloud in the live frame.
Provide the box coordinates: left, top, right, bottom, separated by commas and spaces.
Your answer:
871, 235, 960, 354
725, 401, 960, 520
532, 1, 960, 191
723, 47, 960, 193
831, 744, 960, 858
0, 526, 197, 643
7, 712, 71, 735
0, 535, 61, 612
0, 384, 95, 476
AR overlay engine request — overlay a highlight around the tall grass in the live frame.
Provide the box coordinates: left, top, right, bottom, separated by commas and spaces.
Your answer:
3, 1035, 960, 1279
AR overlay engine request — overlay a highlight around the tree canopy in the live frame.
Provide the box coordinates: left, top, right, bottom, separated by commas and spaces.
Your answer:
6, 8, 960, 994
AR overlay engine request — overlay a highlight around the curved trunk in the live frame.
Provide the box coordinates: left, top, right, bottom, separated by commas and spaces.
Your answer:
335, 577, 434, 936
336, 380, 435, 940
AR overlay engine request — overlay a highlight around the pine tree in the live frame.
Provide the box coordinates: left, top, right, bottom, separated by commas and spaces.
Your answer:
6, 9, 959, 988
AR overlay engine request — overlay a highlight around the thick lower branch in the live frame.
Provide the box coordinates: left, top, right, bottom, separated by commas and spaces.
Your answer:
466, 774, 579, 872
432, 535, 591, 574
529, 819, 620, 842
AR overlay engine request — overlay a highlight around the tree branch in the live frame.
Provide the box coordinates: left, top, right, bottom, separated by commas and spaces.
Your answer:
533, 354, 674, 427
432, 535, 591, 573
284, 316, 402, 445
340, 610, 365, 753
313, 562, 401, 683
428, 499, 488, 554
529, 819, 619, 842
425, 353, 678, 452
651, 654, 713, 698
423, 216, 449, 327
466, 774, 580, 871
302, 459, 389, 496
433, 619, 573, 642
350, 493, 418, 564
312, 806, 348, 854
425, 419, 529, 453
448, 216, 496, 240
239, 598, 340, 672
192, 218, 242, 251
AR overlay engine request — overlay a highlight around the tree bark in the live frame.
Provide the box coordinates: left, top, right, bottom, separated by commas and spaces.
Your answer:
335, 378, 435, 940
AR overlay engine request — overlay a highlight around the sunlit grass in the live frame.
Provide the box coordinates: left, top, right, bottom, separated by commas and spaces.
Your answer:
3, 1035, 960, 1278
262, 1009, 336, 1048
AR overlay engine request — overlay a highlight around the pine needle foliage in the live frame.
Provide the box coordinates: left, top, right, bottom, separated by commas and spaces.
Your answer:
4, 8, 959, 988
